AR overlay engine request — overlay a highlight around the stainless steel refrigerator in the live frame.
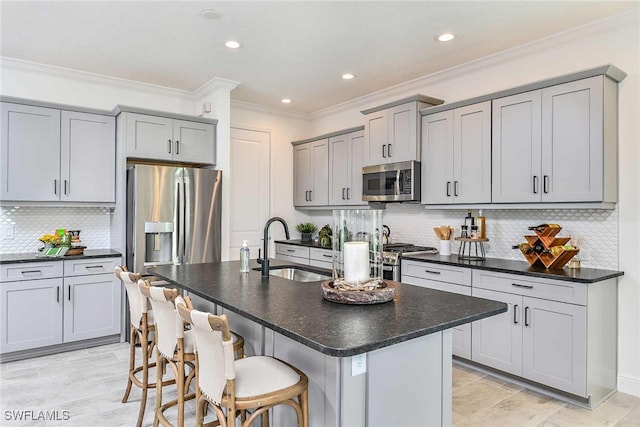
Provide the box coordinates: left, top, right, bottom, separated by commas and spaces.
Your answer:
126, 164, 222, 275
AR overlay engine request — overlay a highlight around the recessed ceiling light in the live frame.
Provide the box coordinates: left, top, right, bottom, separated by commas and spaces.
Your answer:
225, 40, 241, 49
199, 9, 221, 20
342, 73, 355, 80
281, 98, 292, 104
436, 33, 455, 42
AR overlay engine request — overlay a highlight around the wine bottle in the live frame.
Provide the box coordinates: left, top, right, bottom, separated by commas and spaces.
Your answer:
527, 223, 560, 232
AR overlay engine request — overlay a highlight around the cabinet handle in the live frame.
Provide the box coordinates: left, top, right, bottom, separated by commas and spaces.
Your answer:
168, 139, 172, 153
387, 144, 392, 157
511, 283, 533, 289
85, 265, 104, 270
176, 140, 180, 155
68, 285, 72, 302
446, 181, 451, 197
64, 180, 68, 195
524, 306, 530, 327
342, 188, 346, 200
543, 175, 549, 194
305, 191, 308, 201
347, 188, 350, 200
309, 190, 312, 201
533, 176, 538, 194
54, 179, 58, 195
21, 270, 42, 275
424, 269, 441, 275
513, 304, 518, 324
382, 144, 387, 158
57, 286, 60, 303
287, 249, 295, 253
454, 181, 459, 197
322, 254, 332, 258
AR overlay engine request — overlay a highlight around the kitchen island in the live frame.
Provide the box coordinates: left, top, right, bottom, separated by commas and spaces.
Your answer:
149, 260, 506, 427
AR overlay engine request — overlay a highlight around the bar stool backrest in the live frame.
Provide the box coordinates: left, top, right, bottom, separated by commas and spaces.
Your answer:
176, 301, 235, 405
140, 280, 181, 360
114, 266, 146, 328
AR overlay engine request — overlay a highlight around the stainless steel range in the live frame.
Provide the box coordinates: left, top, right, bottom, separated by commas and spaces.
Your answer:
383, 243, 438, 281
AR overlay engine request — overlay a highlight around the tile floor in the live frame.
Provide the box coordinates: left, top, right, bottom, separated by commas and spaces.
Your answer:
1, 343, 638, 426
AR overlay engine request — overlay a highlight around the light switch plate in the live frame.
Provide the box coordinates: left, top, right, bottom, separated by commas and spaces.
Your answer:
352, 354, 366, 376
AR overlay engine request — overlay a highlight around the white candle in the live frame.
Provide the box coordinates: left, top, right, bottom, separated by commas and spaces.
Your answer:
343, 241, 370, 283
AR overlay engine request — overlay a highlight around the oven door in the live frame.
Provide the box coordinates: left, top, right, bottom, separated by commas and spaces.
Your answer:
382, 264, 399, 281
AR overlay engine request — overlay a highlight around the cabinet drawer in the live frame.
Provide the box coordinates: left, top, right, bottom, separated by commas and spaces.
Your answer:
402, 275, 471, 296
275, 244, 310, 259
1, 261, 63, 281
401, 260, 471, 286
472, 270, 586, 306
64, 257, 120, 277
275, 254, 309, 266
310, 248, 333, 263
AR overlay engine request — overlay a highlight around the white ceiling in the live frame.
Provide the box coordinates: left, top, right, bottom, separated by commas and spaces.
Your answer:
1, 1, 637, 113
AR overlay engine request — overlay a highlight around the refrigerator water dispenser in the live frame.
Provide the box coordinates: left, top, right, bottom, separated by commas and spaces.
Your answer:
144, 221, 173, 264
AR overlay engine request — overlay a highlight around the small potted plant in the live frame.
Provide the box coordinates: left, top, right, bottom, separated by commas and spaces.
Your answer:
296, 222, 318, 242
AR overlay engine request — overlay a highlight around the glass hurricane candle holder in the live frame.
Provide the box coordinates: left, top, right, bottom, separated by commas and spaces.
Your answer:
332, 209, 384, 289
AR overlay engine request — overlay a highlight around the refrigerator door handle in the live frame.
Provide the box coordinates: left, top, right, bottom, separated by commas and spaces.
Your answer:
182, 180, 189, 263
176, 179, 184, 264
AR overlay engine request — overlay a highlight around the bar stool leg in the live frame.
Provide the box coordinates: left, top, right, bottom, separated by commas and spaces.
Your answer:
122, 325, 136, 403
138, 328, 150, 427
154, 354, 163, 427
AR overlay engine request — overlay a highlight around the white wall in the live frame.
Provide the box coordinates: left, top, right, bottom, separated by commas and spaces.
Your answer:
304, 11, 640, 395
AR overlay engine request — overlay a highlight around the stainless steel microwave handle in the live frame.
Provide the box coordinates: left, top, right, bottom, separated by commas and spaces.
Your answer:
394, 170, 401, 195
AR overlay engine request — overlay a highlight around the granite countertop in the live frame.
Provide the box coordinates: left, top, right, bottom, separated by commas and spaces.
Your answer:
0, 249, 122, 264
401, 253, 623, 284
148, 260, 507, 357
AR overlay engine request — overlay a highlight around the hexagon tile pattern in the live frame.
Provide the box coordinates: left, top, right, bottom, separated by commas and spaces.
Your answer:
0, 206, 112, 254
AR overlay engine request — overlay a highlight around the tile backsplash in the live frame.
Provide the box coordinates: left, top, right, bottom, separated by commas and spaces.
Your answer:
303, 204, 619, 270
0, 206, 112, 254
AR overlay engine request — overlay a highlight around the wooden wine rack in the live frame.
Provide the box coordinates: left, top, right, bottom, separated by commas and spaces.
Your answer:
520, 226, 579, 269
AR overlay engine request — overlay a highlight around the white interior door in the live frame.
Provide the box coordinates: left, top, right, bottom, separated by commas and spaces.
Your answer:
230, 127, 270, 260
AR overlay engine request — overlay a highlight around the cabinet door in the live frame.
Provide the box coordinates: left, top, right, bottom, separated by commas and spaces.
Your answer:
492, 91, 542, 203
293, 144, 311, 206
309, 138, 329, 206
125, 113, 174, 161
522, 297, 587, 396
364, 110, 388, 165
453, 101, 492, 204
328, 134, 351, 205
541, 76, 603, 202
0, 278, 63, 353
63, 273, 121, 342
348, 131, 365, 205
60, 111, 115, 203
471, 288, 523, 375
173, 120, 215, 165
421, 110, 454, 204
388, 102, 419, 163
0, 103, 61, 201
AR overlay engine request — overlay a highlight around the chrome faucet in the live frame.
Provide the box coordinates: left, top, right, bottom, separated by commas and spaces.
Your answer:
257, 217, 290, 277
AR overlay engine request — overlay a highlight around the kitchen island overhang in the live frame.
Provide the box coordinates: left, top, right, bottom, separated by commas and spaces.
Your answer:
149, 260, 506, 426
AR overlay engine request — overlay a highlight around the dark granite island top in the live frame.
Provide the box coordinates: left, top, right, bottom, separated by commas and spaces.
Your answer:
148, 259, 506, 357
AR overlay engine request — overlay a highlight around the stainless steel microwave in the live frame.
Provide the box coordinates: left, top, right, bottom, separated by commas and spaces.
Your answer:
362, 160, 421, 202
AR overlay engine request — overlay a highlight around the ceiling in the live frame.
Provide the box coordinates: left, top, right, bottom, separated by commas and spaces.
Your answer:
1, 1, 637, 113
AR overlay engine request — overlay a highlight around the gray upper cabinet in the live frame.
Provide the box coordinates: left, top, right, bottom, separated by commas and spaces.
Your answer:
329, 130, 366, 206
0, 102, 115, 204
293, 138, 328, 207
1, 103, 61, 202
422, 101, 491, 204
125, 112, 215, 165
493, 76, 615, 204
363, 102, 420, 166
61, 111, 116, 203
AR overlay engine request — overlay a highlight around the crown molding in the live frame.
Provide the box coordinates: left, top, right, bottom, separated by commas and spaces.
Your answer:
230, 99, 311, 121
192, 76, 241, 98
0, 56, 192, 98
310, 10, 639, 121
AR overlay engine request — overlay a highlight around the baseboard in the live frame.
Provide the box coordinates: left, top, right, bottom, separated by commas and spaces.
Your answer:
618, 374, 640, 397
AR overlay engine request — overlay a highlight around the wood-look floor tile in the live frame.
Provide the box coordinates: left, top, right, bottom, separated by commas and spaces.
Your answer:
615, 406, 640, 427
453, 375, 522, 417
537, 399, 632, 426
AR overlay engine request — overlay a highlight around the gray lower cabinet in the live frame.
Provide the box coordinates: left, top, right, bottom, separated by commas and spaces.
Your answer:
492, 75, 617, 203
401, 260, 472, 359
472, 270, 615, 404
0, 257, 121, 356
275, 243, 310, 265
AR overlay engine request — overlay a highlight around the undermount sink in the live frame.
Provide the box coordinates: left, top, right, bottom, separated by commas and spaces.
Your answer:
255, 267, 331, 282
